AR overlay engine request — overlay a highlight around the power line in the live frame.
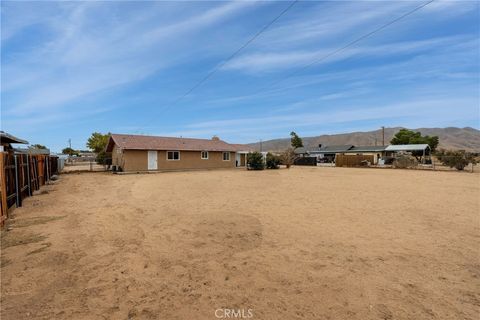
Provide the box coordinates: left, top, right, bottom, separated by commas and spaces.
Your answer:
250, 0, 434, 97
170, 0, 298, 106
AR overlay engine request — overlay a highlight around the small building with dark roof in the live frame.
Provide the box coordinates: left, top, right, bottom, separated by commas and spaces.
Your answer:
0, 131, 29, 152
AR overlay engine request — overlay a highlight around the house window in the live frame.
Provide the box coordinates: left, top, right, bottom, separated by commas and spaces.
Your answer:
201, 151, 209, 159
167, 151, 180, 161
223, 152, 230, 161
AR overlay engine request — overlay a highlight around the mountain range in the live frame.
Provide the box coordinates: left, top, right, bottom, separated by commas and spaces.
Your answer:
247, 127, 480, 152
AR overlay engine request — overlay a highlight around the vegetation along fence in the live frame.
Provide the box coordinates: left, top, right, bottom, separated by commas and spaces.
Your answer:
0, 152, 59, 227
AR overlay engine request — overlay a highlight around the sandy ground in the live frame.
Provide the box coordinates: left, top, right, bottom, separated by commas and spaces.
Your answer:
1, 167, 479, 320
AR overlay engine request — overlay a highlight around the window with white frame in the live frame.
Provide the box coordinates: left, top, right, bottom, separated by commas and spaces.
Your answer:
167, 151, 180, 160
201, 151, 208, 159
223, 152, 230, 161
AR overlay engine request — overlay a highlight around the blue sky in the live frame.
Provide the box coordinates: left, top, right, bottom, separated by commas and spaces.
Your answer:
1, 0, 479, 152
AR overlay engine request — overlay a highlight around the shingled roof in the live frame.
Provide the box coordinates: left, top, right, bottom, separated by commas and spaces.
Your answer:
106, 134, 240, 152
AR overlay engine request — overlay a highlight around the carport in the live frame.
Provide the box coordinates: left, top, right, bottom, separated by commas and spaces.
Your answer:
385, 144, 431, 163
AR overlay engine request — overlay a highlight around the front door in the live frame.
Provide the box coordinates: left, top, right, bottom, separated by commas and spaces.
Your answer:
147, 151, 157, 170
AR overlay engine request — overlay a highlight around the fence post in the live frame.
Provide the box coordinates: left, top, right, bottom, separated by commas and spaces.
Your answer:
0, 153, 7, 224
45, 156, 50, 183
26, 155, 32, 196
14, 154, 21, 208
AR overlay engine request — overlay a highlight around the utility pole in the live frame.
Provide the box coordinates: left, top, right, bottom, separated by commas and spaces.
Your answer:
68, 138, 71, 149
381, 126, 385, 146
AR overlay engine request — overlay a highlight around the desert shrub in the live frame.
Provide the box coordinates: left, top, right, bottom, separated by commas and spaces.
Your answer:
280, 148, 296, 169
266, 153, 280, 169
247, 152, 265, 170
96, 150, 108, 165
393, 154, 417, 169
436, 149, 477, 171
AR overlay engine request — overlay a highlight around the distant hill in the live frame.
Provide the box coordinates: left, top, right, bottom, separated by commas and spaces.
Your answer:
247, 127, 480, 152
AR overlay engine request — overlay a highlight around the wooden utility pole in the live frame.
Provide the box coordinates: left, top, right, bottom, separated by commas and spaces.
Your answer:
382, 126, 385, 146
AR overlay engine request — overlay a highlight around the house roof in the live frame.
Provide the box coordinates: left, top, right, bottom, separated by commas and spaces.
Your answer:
307, 145, 355, 154
106, 134, 240, 152
294, 147, 308, 154
229, 144, 253, 152
345, 145, 388, 153
385, 144, 430, 151
0, 131, 29, 144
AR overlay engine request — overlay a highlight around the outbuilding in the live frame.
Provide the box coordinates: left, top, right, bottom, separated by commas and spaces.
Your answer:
385, 144, 431, 163
106, 134, 250, 172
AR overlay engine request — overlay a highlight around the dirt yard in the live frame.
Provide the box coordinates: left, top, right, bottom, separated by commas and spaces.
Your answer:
1, 167, 479, 319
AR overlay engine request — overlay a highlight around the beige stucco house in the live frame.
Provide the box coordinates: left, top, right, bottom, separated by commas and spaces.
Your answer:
105, 134, 251, 172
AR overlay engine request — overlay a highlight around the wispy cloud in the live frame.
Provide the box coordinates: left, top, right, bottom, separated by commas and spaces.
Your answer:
2, 1, 259, 117
223, 36, 473, 73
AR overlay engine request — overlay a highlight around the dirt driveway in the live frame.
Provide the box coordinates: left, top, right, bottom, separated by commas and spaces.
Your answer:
1, 167, 479, 319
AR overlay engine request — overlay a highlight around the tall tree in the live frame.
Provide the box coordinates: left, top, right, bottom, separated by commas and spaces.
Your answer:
390, 129, 439, 152
62, 147, 79, 156
290, 131, 303, 150
86, 132, 110, 153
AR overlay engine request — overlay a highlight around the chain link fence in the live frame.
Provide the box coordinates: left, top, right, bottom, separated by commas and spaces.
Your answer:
62, 156, 112, 173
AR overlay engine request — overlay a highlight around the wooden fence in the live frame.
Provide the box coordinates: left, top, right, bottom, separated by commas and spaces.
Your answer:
0, 152, 59, 227
335, 154, 374, 167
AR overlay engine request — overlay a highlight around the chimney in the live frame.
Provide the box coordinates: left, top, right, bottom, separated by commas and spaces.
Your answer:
212, 135, 220, 141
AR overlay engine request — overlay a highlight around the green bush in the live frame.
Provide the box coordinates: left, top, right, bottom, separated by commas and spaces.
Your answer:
436, 149, 477, 170
266, 152, 280, 169
247, 152, 265, 170
96, 150, 108, 165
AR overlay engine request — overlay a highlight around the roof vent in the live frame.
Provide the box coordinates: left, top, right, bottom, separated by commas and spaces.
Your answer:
212, 136, 220, 141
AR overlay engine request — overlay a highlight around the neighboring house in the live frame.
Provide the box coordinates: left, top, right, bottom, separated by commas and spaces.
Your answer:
295, 143, 430, 165
105, 134, 250, 172
296, 145, 354, 163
